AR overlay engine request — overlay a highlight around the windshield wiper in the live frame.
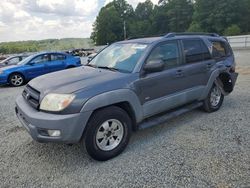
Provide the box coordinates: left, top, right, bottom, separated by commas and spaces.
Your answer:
97, 66, 120, 72
86, 64, 97, 68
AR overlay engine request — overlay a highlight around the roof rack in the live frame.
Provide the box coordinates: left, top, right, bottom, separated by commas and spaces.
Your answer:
164, 32, 220, 38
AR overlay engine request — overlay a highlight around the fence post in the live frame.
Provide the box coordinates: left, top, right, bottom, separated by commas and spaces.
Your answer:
245, 36, 248, 48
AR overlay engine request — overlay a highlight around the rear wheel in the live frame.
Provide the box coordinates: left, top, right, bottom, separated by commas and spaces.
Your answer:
9, 73, 24, 87
83, 106, 132, 161
203, 84, 224, 112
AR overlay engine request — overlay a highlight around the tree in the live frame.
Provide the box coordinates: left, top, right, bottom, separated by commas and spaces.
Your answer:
224, 24, 241, 36
166, 0, 193, 32
130, 0, 154, 37
151, 5, 170, 35
191, 0, 250, 34
91, 0, 134, 45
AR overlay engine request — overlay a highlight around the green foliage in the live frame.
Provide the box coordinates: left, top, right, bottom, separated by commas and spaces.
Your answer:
192, 0, 250, 34
0, 38, 93, 55
224, 25, 241, 36
166, 0, 193, 32
92, 0, 194, 45
92, 0, 250, 45
91, 0, 134, 45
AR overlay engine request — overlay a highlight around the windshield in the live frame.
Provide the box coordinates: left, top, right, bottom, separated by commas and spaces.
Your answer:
88, 43, 148, 73
17, 55, 35, 65
0, 57, 11, 64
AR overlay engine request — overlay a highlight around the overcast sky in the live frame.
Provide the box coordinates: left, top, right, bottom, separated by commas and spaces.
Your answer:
0, 0, 158, 42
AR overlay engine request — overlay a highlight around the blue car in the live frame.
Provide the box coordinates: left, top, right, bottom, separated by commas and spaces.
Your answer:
0, 52, 81, 86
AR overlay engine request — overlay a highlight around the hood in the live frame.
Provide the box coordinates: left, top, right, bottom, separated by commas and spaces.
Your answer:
28, 66, 130, 95
0, 64, 20, 71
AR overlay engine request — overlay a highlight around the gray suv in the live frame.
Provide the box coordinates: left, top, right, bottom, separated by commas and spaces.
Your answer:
15, 33, 238, 161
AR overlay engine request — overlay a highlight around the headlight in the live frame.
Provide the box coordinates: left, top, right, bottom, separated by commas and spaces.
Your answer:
40, 93, 75, 112
0, 70, 4, 74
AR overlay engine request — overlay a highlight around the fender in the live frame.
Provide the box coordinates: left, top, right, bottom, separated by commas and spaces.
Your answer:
80, 89, 144, 123
199, 65, 238, 100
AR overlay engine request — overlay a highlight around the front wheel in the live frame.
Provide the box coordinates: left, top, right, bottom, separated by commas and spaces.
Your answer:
9, 73, 25, 87
83, 106, 132, 161
203, 84, 224, 112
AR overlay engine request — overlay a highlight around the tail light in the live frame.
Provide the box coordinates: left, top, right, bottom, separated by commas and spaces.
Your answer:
230, 66, 235, 73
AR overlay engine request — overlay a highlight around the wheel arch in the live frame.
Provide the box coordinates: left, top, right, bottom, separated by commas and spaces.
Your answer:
7, 71, 26, 83
80, 89, 143, 131
200, 69, 237, 100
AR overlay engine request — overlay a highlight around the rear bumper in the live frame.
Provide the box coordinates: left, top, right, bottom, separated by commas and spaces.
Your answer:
15, 95, 92, 143
231, 72, 238, 87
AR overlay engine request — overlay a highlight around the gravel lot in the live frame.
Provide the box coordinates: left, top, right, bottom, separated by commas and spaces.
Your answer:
0, 50, 250, 188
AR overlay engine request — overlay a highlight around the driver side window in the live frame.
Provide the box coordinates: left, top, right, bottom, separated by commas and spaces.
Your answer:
146, 41, 180, 70
31, 54, 49, 64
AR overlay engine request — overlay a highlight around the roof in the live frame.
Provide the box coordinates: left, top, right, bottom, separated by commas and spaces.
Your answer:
118, 32, 225, 44
118, 37, 162, 44
35, 51, 69, 56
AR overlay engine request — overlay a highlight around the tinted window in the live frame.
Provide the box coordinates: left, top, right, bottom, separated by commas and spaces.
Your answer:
147, 41, 180, 69
31, 54, 49, 64
210, 41, 230, 59
51, 54, 66, 61
183, 39, 211, 63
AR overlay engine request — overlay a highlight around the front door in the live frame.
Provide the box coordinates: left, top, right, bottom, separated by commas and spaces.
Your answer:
135, 40, 190, 118
25, 54, 49, 79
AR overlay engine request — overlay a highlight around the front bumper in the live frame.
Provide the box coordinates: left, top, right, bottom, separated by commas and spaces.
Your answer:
0, 75, 8, 85
15, 95, 92, 143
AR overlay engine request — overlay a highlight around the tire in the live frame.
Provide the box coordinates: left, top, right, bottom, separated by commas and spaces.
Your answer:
83, 106, 132, 161
8, 73, 25, 87
203, 84, 224, 113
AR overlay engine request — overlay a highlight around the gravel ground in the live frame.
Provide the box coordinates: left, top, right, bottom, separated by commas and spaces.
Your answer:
0, 50, 250, 188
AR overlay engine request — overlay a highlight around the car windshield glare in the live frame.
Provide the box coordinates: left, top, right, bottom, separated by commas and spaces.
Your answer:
88, 43, 148, 73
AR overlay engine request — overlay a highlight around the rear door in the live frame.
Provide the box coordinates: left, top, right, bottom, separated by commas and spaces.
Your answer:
180, 38, 215, 90
45, 53, 66, 73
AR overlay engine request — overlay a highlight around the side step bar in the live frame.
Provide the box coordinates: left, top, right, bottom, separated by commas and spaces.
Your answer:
138, 102, 203, 130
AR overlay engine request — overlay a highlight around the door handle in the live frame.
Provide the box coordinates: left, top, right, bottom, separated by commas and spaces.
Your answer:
175, 69, 184, 77
206, 63, 212, 68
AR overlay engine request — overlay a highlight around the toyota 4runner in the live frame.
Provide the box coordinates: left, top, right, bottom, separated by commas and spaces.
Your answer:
15, 33, 238, 161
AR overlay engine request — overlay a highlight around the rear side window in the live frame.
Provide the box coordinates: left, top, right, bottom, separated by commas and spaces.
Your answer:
31, 54, 49, 64
147, 41, 180, 70
182, 39, 211, 63
51, 54, 66, 61
210, 40, 231, 59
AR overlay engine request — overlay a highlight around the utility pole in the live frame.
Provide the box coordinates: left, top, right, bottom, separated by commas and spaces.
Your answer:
122, 10, 127, 40
123, 20, 126, 40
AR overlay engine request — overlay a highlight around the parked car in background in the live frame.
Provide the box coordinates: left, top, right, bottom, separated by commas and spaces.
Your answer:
15, 33, 238, 161
0, 55, 28, 68
87, 52, 97, 62
0, 52, 81, 86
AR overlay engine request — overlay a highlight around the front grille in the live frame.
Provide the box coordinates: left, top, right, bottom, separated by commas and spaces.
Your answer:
22, 85, 40, 109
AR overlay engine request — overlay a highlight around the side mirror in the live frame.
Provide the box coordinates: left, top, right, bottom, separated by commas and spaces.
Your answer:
144, 60, 164, 73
